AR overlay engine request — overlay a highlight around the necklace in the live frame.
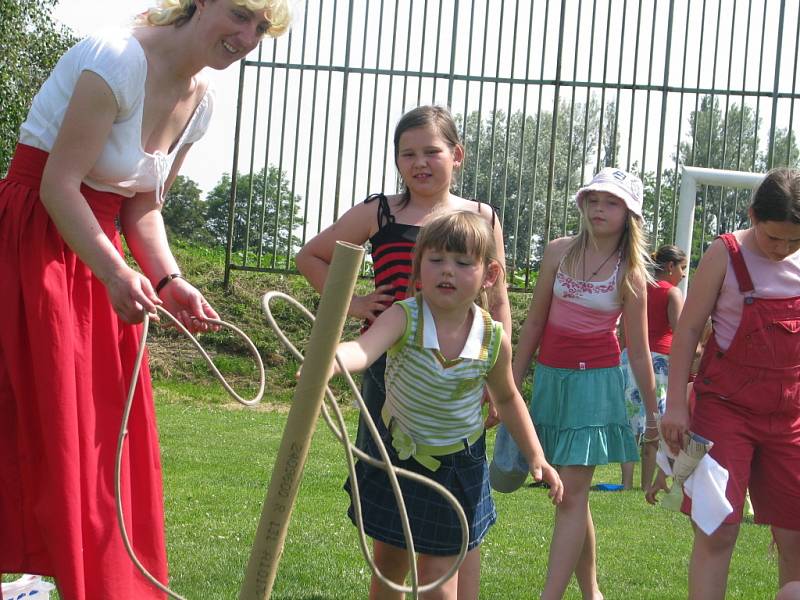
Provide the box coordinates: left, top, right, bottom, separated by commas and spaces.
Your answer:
583, 244, 620, 281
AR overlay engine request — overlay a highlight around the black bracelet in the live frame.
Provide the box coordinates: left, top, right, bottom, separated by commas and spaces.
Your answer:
155, 272, 184, 294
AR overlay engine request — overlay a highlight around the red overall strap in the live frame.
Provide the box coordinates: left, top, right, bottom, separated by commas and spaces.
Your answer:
718, 233, 755, 294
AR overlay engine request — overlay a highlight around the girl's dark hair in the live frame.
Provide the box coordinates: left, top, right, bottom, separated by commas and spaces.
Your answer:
651, 244, 687, 274
750, 168, 800, 224
393, 105, 462, 209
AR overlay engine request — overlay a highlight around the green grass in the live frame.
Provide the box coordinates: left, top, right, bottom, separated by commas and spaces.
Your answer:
155, 401, 776, 600
11, 399, 772, 598
2, 241, 780, 598
144, 239, 373, 402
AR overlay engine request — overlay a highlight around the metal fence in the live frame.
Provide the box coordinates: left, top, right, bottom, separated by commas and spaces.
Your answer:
224, 0, 800, 289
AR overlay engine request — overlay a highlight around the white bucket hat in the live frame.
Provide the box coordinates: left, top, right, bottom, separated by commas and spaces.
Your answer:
575, 167, 644, 218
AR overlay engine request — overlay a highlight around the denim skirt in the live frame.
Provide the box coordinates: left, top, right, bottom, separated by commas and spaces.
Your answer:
345, 420, 496, 555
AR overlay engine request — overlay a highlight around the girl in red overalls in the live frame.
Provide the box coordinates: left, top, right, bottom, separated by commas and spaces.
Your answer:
662, 168, 800, 600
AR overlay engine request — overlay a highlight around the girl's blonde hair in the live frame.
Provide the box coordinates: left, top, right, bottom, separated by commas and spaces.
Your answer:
137, 0, 291, 37
408, 211, 503, 308
561, 207, 652, 300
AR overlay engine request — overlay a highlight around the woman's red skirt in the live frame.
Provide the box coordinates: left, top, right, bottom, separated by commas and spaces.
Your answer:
0, 144, 168, 599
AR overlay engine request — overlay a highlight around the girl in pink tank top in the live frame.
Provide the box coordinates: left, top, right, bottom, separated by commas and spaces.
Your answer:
492, 168, 659, 600
662, 168, 800, 599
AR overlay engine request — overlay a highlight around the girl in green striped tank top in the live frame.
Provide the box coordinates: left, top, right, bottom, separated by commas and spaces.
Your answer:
330, 211, 563, 600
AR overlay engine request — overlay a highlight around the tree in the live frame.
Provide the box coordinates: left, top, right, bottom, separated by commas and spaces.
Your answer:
679, 96, 761, 173
676, 95, 800, 259
161, 175, 213, 244
1, 0, 75, 173
205, 167, 301, 267
600, 102, 622, 169
456, 95, 606, 274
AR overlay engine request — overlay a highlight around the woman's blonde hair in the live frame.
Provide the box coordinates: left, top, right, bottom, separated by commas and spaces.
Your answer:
408, 210, 503, 309
137, 0, 291, 37
561, 206, 652, 300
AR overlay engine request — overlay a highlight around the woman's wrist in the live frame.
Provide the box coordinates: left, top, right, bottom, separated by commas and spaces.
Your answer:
155, 272, 185, 294
96, 255, 133, 286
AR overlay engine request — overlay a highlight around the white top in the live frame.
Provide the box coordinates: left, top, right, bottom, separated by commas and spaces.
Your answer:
553, 253, 623, 313
19, 29, 215, 202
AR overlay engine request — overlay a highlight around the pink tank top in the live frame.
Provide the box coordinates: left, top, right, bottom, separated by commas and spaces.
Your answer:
538, 254, 623, 369
712, 231, 800, 350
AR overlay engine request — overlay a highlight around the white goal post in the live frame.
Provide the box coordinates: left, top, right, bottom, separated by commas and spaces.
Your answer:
675, 166, 766, 294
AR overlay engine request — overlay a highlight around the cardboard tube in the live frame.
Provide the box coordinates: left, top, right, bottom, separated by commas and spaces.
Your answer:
239, 241, 364, 600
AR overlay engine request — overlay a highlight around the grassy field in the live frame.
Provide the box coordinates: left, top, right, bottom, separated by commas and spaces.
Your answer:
151, 399, 777, 600
3, 241, 780, 598
5, 401, 776, 599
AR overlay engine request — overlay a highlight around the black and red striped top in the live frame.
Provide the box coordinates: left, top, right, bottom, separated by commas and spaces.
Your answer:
366, 193, 420, 313
363, 193, 496, 330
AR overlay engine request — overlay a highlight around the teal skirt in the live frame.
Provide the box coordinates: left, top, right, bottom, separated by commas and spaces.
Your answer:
490, 363, 639, 484
531, 363, 639, 466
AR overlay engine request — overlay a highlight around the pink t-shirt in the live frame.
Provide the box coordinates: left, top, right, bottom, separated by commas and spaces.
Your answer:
712, 231, 800, 350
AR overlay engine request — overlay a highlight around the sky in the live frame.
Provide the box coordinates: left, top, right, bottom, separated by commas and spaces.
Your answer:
53, 0, 255, 195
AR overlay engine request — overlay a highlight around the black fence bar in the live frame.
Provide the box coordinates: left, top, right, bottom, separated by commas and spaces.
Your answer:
223, 0, 800, 291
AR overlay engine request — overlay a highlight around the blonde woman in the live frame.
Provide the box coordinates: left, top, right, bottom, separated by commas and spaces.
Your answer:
492, 168, 658, 599
0, 1, 289, 598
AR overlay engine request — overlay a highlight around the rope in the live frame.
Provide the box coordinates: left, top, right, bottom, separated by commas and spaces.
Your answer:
118, 293, 468, 599
261, 291, 468, 598
116, 307, 265, 600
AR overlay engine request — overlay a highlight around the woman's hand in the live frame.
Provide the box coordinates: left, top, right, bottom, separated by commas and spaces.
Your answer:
349, 284, 394, 323
157, 277, 220, 333
105, 264, 162, 324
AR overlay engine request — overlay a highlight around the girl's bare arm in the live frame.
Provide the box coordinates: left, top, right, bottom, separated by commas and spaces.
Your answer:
486, 211, 512, 336
622, 268, 658, 435
487, 332, 563, 503
295, 202, 394, 322
666, 285, 685, 332
332, 304, 407, 375
511, 237, 567, 389
662, 240, 727, 452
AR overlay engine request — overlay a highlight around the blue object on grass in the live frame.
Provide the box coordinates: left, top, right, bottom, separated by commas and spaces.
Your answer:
594, 483, 625, 491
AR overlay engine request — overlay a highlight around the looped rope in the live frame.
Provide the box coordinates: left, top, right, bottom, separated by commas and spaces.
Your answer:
261, 291, 468, 598
116, 306, 266, 600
